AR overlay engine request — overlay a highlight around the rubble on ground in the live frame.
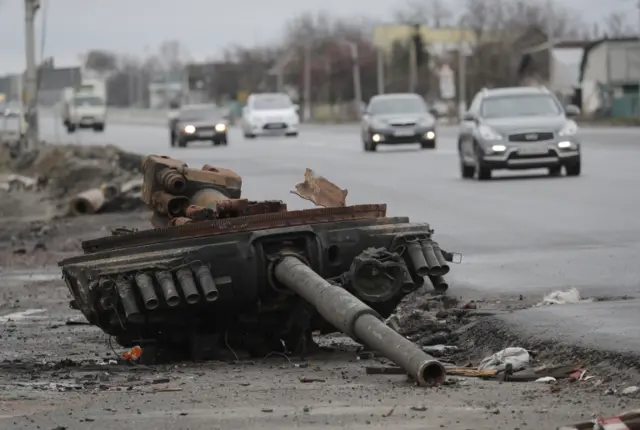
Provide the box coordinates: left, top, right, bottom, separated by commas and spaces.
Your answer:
0, 141, 144, 217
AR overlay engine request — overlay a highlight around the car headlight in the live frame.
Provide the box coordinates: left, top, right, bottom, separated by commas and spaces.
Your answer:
478, 124, 503, 140
558, 120, 578, 136
491, 144, 506, 152
184, 125, 195, 134
557, 140, 574, 149
215, 123, 226, 132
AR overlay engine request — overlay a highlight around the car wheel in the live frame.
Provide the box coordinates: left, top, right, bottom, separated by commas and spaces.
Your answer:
548, 165, 562, 176
474, 149, 491, 180
460, 156, 475, 178
178, 139, 187, 148
170, 132, 176, 147
420, 139, 436, 149
66, 125, 76, 133
363, 138, 376, 152
566, 161, 581, 176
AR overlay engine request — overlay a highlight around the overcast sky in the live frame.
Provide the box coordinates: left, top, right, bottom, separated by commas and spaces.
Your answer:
0, 0, 636, 74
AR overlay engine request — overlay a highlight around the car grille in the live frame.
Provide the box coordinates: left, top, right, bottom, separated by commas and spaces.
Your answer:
263, 123, 286, 130
509, 149, 558, 160
196, 126, 216, 132
508, 132, 554, 142
389, 121, 416, 127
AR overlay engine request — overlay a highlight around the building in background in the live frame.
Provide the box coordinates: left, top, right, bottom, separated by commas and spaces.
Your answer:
579, 37, 640, 117
517, 40, 590, 106
0, 61, 81, 107
148, 70, 185, 109
372, 25, 491, 57
37, 63, 82, 106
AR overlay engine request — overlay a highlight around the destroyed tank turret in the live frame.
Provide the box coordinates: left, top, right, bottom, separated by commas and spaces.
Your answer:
58, 156, 460, 385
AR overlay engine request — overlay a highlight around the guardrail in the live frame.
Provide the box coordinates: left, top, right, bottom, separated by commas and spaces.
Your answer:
39, 106, 167, 126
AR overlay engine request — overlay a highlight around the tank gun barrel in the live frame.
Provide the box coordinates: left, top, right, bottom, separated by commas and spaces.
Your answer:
273, 255, 446, 386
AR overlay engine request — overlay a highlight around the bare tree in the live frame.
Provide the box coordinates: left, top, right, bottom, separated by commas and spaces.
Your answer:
84, 50, 118, 74
394, 0, 454, 27
604, 12, 636, 37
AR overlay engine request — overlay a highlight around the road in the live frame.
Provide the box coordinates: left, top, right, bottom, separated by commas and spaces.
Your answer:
38, 113, 640, 349
2, 113, 635, 428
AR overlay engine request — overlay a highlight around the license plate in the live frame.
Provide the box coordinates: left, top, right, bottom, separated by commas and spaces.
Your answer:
394, 130, 414, 136
265, 124, 285, 129
199, 131, 214, 137
518, 147, 547, 155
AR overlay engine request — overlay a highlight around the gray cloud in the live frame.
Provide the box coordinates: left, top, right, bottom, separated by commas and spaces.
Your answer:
0, 0, 631, 73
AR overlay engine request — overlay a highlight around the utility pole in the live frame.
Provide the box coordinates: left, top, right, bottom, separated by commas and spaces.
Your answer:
457, 26, 467, 119
458, 45, 466, 119
546, 0, 555, 94
376, 48, 384, 94
637, 0, 640, 115
347, 42, 362, 118
409, 40, 417, 92
24, 0, 40, 149
303, 43, 311, 122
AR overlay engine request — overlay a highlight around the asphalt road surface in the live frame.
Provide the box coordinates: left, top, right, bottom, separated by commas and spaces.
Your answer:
38, 113, 640, 340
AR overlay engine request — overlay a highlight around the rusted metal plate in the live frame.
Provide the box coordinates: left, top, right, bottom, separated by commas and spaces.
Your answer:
291, 168, 348, 207
82, 204, 387, 253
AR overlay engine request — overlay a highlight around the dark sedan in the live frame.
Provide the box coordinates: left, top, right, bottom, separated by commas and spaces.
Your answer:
170, 104, 228, 147
361, 93, 437, 152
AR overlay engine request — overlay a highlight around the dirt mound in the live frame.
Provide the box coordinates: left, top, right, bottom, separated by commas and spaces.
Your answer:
10, 143, 143, 198
1, 142, 144, 219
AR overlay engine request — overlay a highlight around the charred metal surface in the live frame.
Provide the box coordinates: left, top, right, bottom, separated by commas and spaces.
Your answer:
141, 155, 242, 208
59, 157, 460, 383
82, 204, 388, 253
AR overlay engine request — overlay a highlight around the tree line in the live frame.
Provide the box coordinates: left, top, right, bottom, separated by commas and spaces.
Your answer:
83, 0, 638, 108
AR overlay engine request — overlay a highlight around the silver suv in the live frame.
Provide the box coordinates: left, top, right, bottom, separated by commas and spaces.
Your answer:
457, 86, 581, 180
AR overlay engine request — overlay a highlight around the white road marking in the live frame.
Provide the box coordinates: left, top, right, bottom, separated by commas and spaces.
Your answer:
0, 308, 47, 323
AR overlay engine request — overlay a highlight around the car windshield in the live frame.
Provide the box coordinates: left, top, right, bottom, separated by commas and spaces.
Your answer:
481, 94, 562, 118
180, 107, 219, 121
252, 95, 292, 110
74, 96, 104, 107
368, 97, 427, 115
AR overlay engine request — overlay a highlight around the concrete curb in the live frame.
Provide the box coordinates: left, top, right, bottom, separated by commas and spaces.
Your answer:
459, 312, 640, 372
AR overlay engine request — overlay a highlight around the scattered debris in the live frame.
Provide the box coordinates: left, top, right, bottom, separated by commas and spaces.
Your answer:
290, 167, 348, 207
478, 347, 531, 372
122, 346, 142, 362
538, 288, 590, 306
621, 386, 639, 396
558, 409, 640, 430
299, 376, 326, 383
1, 142, 144, 217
